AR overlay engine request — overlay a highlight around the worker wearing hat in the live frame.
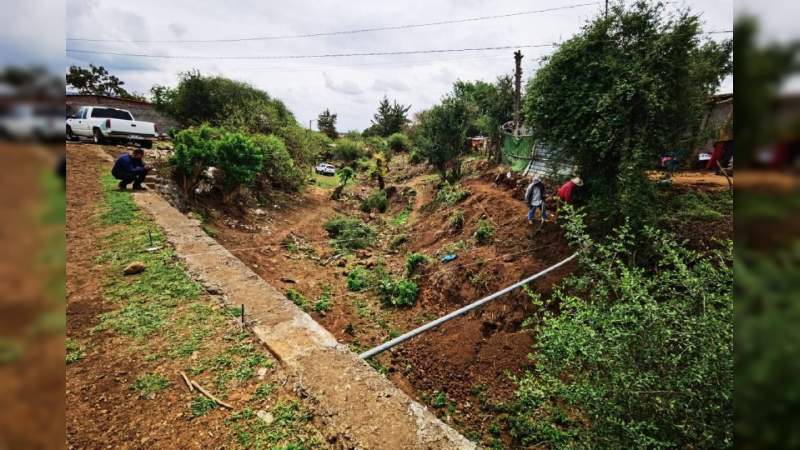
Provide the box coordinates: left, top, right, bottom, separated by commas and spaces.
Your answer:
557, 176, 583, 204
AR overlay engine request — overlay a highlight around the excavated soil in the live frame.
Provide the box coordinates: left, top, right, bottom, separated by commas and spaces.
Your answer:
212, 162, 575, 441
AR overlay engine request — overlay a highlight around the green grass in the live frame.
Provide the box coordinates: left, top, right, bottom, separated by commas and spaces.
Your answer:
312, 173, 339, 190
191, 395, 219, 417
285, 289, 308, 310
671, 190, 732, 221
392, 207, 412, 226
226, 400, 322, 449
313, 288, 332, 313
323, 216, 376, 253
132, 372, 170, 397
474, 220, 494, 245
66, 338, 86, 364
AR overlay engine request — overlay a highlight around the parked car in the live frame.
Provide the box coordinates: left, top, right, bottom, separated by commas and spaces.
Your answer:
66, 106, 156, 148
315, 162, 336, 176
0, 102, 63, 141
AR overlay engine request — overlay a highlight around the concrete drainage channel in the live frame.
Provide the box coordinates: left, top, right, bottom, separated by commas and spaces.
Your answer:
94, 147, 477, 448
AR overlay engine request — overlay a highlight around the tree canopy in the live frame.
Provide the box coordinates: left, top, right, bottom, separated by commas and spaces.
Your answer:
66, 64, 142, 99
414, 95, 470, 182
523, 1, 732, 229
370, 95, 411, 137
317, 109, 338, 139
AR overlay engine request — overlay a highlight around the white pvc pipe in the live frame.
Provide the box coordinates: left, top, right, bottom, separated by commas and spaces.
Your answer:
359, 251, 579, 359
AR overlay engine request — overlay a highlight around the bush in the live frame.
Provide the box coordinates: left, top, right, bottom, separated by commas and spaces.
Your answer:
387, 132, 410, 152
323, 216, 376, 252
169, 124, 222, 195
409, 149, 424, 164
508, 210, 733, 448
405, 253, 429, 276
414, 95, 470, 182
474, 220, 494, 244
435, 182, 469, 205
361, 190, 388, 213
251, 134, 303, 191
449, 210, 465, 231
333, 138, 366, 165
346, 266, 371, 292
285, 289, 307, 310
314, 288, 332, 313
378, 275, 419, 307
213, 132, 263, 198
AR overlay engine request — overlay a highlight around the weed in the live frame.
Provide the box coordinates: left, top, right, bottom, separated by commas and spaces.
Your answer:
405, 252, 429, 276
437, 240, 468, 256
323, 216, 376, 252
389, 234, 408, 250
202, 224, 218, 238
435, 182, 469, 205
252, 383, 275, 401
314, 288, 332, 313
474, 220, 494, 244
191, 395, 218, 417
449, 210, 465, 231
285, 289, 307, 310
132, 373, 170, 397
378, 275, 419, 307
392, 207, 412, 226
346, 266, 371, 292
432, 391, 447, 408
361, 190, 388, 213
66, 338, 85, 364
672, 190, 731, 221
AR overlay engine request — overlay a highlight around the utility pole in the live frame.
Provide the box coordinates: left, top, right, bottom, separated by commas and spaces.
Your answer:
513, 50, 523, 136
605, 0, 608, 18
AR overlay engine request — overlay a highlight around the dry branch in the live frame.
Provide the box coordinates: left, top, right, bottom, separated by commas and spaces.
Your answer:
191, 380, 233, 409
179, 371, 194, 392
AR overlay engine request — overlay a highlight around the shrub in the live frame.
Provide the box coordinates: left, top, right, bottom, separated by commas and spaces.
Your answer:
333, 138, 366, 165
405, 252, 429, 276
214, 132, 263, 198
387, 132, 410, 152
285, 289, 307, 310
169, 124, 222, 195
435, 182, 469, 205
361, 190, 388, 213
346, 266, 371, 292
378, 274, 419, 307
409, 149, 424, 164
323, 216, 376, 252
251, 134, 302, 191
509, 209, 733, 448
389, 234, 408, 250
449, 210, 465, 231
474, 220, 494, 244
314, 288, 332, 313
414, 95, 470, 182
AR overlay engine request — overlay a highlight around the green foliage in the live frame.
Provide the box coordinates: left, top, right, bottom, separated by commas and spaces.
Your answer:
323, 216, 376, 252
313, 288, 332, 313
361, 190, 388, 213
473, 220, 494, 244
392, 207, 411, 227
337, 166, 355, 186
132, 373, 170, 397
672, 190, 732, 221
371, 95, 411, 136
415, 95, 470, 181
66, 64, 140, 99
285, 289, 307, 310
214, 132, 263, 195
449, 210, 465, 231
386, 132, 411, 151
378, 275, 419, 307
435, 182, 469, 205
169, 125, 222, 195
66, 338, 85, 364
509, 210, 733, 448
277, 125, 329, 171
523, 2, 732, 230
333, 139, 366, 165
409, 149, 424, 164
452, 76, 515, 160
346, 266, 371, 292
152, 70, 295, 133
251, 134, 303, 191
191, 395, 218, 417
317, 108, 338, 139
405, 253, 429, 276
431, 390, 447, 409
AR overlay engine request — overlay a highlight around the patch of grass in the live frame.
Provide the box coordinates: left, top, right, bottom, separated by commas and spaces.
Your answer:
432, 390, 447, 408
672, 190, 732, 221
202, 224, 218, 238
252, 383, 275, 402
0, 339, 21, 365
312, 172, 340, 190
389, 234, 408, 250
313, 288, 332, 313
346, 266, 371, 292
66, 338, 85, 364
435, 182, 470, 206
226, 401, 321, 449
361, 189, 388, 213
392, 207, 412, 226
405, 252, 429, 276
378, 275, 419, 307
474, 220, 494, 245
285, 289, 307, 311
191, 395, 219, 417
449, 210, 465, 231
323, 216, 376, 252
132, 372, 170, 397
101, 174, 138, 224
437, 240, 468, 257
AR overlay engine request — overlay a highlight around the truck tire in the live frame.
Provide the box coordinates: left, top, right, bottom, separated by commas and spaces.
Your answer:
140, 140, 153, 149
92, 128, 105, 145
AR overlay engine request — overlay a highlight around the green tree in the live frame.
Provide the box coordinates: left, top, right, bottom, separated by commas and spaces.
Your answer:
169, 124, 223, 196
66, 64, 141, 99
332, 139, 366, 166
214, 132, 263, 202
251, 134, 303, 191
371, 95, 411, 136
317, 109, 338, 139
452, 76, 514, 161
415, 95, 470, 182
523, 2, 731, 230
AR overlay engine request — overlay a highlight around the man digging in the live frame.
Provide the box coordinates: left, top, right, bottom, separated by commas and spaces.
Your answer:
112, 148, 151, 191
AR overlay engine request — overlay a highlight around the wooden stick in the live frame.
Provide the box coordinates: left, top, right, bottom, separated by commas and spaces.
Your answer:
716, 160, 733, 191
179, 371, 194, 392
191, 380, 233, 409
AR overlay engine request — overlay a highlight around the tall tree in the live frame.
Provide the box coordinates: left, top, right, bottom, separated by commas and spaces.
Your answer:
452, 76, 515, 160
66, 64, 140, 99
415, 95, 470, 182
524, 1, 731, 230
371, 95, 411, 137
317, 109, 338, 139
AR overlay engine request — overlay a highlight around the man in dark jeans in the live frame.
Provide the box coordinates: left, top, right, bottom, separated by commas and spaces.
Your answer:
111, 148, 151, 190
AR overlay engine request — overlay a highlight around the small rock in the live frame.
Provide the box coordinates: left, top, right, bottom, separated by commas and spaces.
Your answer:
253, 208, 266, 216
206, 286, 224, 295
256, 410, 274, 425
123, 262, 146, 275
257, 367, 268, 380
279, 277, 297, 284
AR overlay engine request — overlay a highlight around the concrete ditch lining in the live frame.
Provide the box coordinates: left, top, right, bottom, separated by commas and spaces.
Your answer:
115, 159, 475, 448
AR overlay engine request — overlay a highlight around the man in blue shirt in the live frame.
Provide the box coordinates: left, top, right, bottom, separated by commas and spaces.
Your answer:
111, 148, 151, 190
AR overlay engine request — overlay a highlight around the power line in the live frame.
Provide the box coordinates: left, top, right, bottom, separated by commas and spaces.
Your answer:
65, 2, 599, 43
66, 44, 556, 60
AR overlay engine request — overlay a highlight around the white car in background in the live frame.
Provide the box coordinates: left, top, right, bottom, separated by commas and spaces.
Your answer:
66, 106, 156, 148
0, 102, 63, 141
315, 162, 336, 176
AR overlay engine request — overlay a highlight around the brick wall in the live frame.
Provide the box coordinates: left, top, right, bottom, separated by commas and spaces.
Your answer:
66, 94, 179, 133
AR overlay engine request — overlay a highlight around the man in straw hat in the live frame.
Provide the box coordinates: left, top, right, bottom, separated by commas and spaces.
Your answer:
557, 176, 583, 204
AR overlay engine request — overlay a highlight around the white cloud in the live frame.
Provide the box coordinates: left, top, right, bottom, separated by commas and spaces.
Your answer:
323, 72, 363, 96
168, 22, 188, 39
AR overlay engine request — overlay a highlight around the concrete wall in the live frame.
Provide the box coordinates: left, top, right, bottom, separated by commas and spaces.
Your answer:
66, 94, 179, 133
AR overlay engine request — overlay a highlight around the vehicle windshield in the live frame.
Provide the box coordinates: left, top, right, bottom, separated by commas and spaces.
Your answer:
90, 108, 133, 120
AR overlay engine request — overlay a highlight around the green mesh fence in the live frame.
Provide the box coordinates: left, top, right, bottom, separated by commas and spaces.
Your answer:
502, 135, 536, 172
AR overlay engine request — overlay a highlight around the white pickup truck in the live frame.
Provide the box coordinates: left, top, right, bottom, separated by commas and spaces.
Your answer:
66, 106, 156, 148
